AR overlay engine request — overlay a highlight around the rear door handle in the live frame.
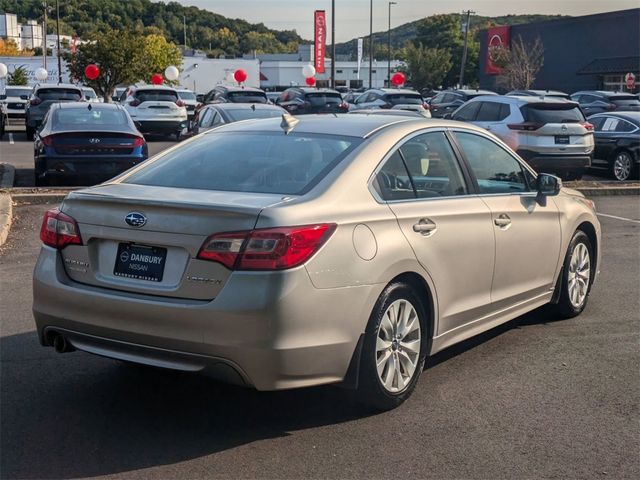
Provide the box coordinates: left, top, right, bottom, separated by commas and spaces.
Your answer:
413, 219, 437, 236
494, 214, 512, 228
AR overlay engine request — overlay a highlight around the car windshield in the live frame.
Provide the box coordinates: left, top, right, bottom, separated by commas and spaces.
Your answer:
6, 88, 31, 99
36, 88, 81, 101
610, 95, 640, 106
386, 93, 423, 105
178, 91, 197, 100
227, 91, 267, 103
53, 108, 129, 126
135, 89, 178, 102
306, 93, 343, 105
521, 104, 585, 123
225, 108, 284, 121
123, 132, 361, 195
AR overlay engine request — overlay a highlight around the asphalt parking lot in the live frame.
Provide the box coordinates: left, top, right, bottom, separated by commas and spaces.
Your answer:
0, 196, 638, 479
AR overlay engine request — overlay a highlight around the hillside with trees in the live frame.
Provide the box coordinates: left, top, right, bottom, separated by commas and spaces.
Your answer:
0, 0, 305, 56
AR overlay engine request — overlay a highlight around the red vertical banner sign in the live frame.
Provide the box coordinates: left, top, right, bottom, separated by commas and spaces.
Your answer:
314, 10, 326, 74
485, 26, 510, 75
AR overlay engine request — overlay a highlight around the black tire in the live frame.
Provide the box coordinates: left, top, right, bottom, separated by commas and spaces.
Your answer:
26, 126, 35, 141
550, 230, 594, 319
175, 131, 182, 141
34, 172, 48, 187
609, 149, 637, 181
356, 281, 428, 411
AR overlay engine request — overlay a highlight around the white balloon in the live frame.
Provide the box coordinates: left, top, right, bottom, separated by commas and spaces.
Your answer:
164, 65, 179, 81
302, 64, 316, 78
35, 67, 48, 82
0, 63, 7, 79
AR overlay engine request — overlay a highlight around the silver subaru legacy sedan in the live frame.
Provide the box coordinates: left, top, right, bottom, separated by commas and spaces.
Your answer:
33, 114, 601, 410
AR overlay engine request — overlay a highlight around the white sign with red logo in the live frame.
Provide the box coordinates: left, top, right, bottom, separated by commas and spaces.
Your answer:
625, 72, 635, 90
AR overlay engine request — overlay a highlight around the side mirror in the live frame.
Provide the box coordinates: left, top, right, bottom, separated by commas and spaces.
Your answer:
134, 120, 142, 130
537, 173, 562, 196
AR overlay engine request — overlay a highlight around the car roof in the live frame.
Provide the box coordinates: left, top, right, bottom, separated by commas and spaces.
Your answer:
509, 89, 569, 96
217, 85, 264, 93
348, 109, 424, 118
52, 102, 123, 110
210, 103, 284, 111
455, 89, 497, 95
573, 90, 632, 97
589, 111, 640, 123
362, 88, 420, 95
132, 85, 178, 91
35, 83, 82, 90
296, 87, 341, 94
474, 95, 576, 106
209, 114, 473, 138
5, 85, 32, 90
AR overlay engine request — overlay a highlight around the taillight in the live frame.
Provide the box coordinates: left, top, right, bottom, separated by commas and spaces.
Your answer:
423, 102, 431, 110
175, 99, 185, 107
580, 122, 594, 131
129, 99, 141, 107
40, 209, 82, 249
198, 224, 336, 270
30, 97, 42, 106
508, 122, 543, 131
338, 102, 349, 109
132, 136, 145, 147
41, 135, 55, 146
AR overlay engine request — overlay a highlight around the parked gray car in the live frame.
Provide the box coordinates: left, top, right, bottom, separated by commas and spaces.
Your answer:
25, 83, 84, 140
33, 115, 600, 410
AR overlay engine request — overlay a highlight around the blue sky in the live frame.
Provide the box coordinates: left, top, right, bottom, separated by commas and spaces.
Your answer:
178, 0, 639, 41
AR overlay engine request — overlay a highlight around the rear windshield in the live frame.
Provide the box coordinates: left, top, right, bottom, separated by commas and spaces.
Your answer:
306, 93, 343, 106
6, 88, 31, 99
226, 108, 284, 122
610, 95, 640, 106
135, 89, 178, 102
520, 104, 585, 123
123, 132, 361, 195
36, 88, 82, 101
386, 93, 423, 105
178, 91, 196, 100
53, 108, 129, 126
227, 91, 267, 103
82, 89, 97, 99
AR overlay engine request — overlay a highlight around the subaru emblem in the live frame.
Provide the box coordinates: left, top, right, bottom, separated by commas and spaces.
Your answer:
125, 212, 147, 228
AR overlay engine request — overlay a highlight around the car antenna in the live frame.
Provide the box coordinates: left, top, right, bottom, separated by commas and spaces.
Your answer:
280, 112, 299, 135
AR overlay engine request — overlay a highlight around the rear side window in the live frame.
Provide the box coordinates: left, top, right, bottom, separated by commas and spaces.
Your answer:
124, 132, 361, 195
610, 95, 640, 107
453, 102, 480, 121
305, 93, 342, 106
455, 132, 530, 194
520, 104, 585, 124
53, 108, 128, 126
476, 102, 510, 121
135, 89, 178, 102
36, 88, 81, 101
227, 91, 267, 103
386, 93, 423, 106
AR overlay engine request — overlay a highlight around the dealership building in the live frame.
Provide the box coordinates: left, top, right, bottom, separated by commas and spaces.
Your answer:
479, 8, 640, 93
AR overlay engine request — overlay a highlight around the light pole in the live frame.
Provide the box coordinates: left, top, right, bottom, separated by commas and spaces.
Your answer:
42, 1, 47, 71
55, 0, 62, 83
368, 0, 373, 88
331, 0, 335, 89
387, 1, 397, 87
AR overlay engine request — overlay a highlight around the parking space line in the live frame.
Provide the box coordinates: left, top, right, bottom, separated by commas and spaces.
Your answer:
597, 213, 640, 224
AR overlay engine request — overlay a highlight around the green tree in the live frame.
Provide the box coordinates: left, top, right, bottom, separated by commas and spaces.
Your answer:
210, 27, 240, 56
139, 34, 183, 84
399, 43, 452, 90
7, 66, 29, 86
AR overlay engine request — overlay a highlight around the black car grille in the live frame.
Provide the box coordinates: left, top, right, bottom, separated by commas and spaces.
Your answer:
7, 103, 24, 109
55, 146, 134, 155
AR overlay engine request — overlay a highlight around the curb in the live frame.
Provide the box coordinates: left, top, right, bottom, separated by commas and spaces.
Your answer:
0, 193, 12, 246
575, 187, 640, 196
10, 193, 68, 205
0, 163, 16, 188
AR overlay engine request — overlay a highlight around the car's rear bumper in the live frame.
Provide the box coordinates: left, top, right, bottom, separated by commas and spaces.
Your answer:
33, 247, 376, 390
135, 119, 188, 133
35, 155, 147, 181
517, 150, 592, 174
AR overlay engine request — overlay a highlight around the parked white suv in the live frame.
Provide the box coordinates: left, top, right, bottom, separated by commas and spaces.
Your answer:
122, 85, 188, 139
0, 85, 33, 125
176, 88, 199, 120
450, 95, 594, 180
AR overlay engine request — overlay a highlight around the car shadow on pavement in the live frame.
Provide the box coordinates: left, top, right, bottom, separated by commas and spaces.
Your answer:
0, 306, 559, 479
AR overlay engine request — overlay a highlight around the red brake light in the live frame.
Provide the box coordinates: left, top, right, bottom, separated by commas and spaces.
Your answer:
198, 224, 336, 270
40, 208, 82, 249
423, 102, 431, 110
175, 99, 185, 107
129, 99, 141, 107
508, 122, 543, 131
132, 136, 145, 147
41, 135, 55, 146
338, 102, 349, 109
580, 121, 594, 131
30, 97, 42, 106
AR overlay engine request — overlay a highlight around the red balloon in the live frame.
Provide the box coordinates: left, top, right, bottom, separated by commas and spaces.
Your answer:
84, 64, 100, 80
234, 69, 248, 83
305, 76, 316, 86
151, 73, 163, 85
391, 72, 405, 86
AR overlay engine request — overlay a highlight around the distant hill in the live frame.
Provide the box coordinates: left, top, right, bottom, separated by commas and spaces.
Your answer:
0, 0, 306, 55
336, 13, 567, 59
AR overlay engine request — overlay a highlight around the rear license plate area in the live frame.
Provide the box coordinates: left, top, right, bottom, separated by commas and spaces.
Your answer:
114, 243, 167, 282
555, 135, 570, 145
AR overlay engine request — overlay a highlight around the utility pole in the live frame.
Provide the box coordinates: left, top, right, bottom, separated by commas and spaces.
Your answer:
459, 10, 474, 88
331, 0, 335, 89
55, 0, 62, 83
387, 1, 397, 87
368, 0, 373, 88
183, 15, 187, 48
42, 1, 48, 71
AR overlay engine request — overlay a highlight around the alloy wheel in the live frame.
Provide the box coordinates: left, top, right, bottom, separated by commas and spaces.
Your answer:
567, 242, 591, 308
376, 299, 421, 393
613, 152, 632, 181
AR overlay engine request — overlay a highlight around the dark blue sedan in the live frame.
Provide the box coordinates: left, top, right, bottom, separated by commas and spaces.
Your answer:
34, 102, 148, 186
